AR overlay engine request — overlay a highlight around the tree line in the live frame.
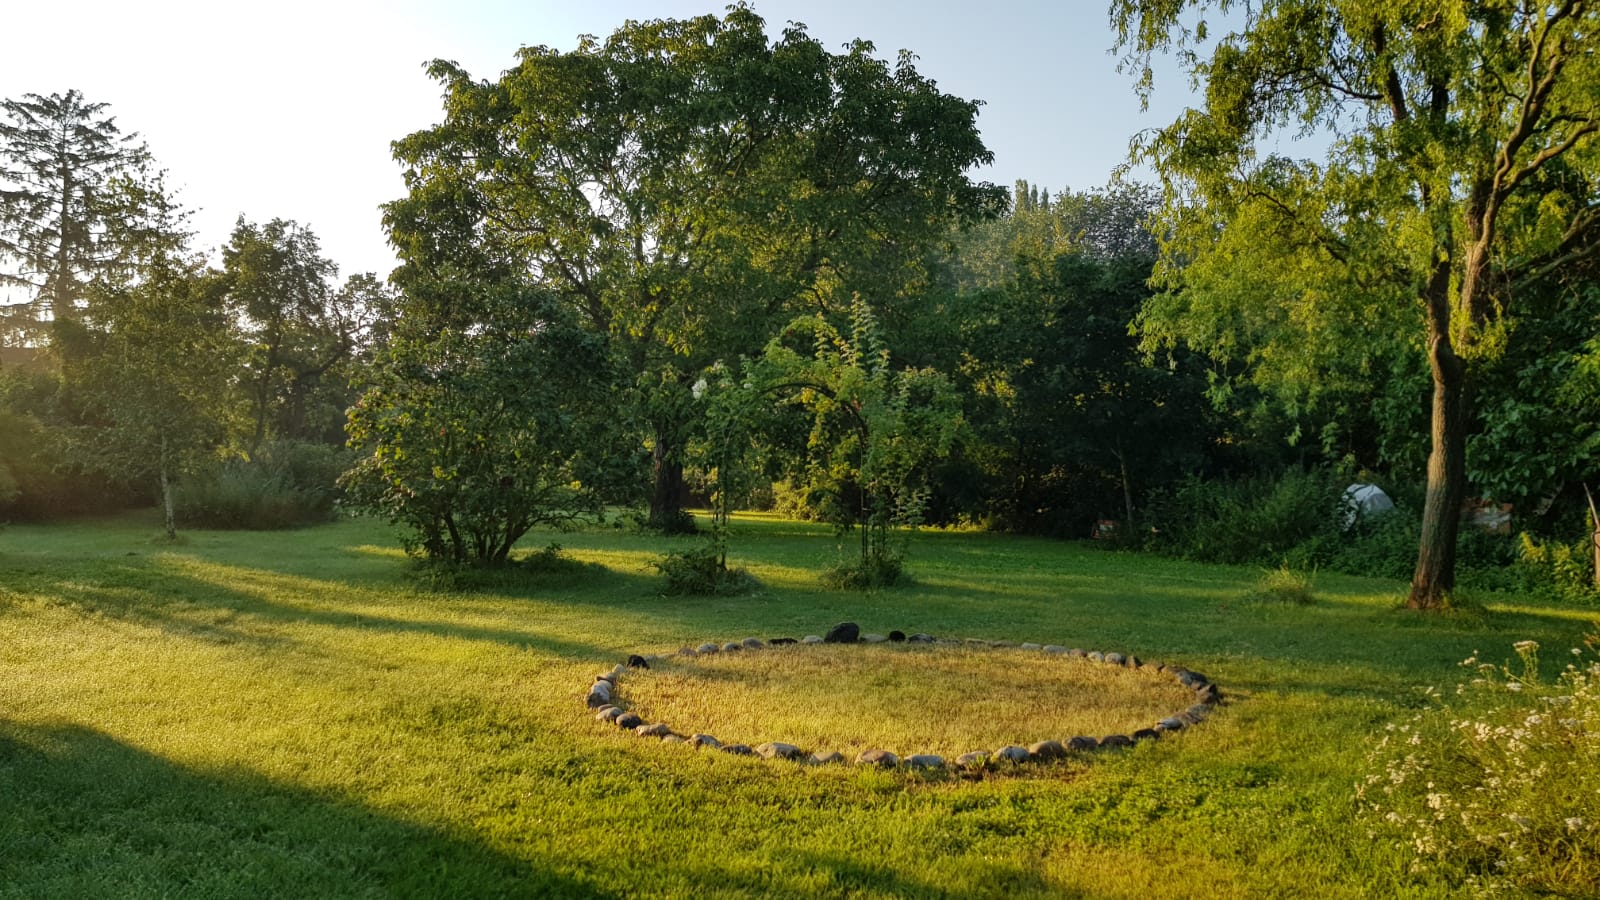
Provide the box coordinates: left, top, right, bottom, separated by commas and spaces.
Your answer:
2, 4, 1596, 600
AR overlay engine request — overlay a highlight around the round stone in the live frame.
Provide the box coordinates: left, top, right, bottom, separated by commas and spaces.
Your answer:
906, 754, 945, 770
1042, 645, 1067, 655
862, 633, 888, 643
1028, 740, 1066, 760
756, 742, 803, 760
808, 751, 845, 765
585, 691, 612, 709
588, 681, 613, 699
994, 745, 1031, 763
1132, 728, 1160, 742
689, 734, 722, 749
955, 751, 990, 769
595, 706, 623, 722
1104, 652, 1125, 666
741, 637, 764, 650
720, 743, 754, 756
824, 622, 861, 644
1155, 717, 1185, 732
696, 642, 720, 654
1099, 734, 1134, 749
662, 734, 687, 744
908, 633, 935, 643
636, 723, 671, 737
615, 712, 643, 729
1067, 648, 1087, 658
888, 630, 906, 642
801, 635, 824, 644
1066, 736, 1099, 752
856, 749, 899, 767
1020, 642, 1042, 651
1087, 651, 1105, 663
677, 647, 698, 657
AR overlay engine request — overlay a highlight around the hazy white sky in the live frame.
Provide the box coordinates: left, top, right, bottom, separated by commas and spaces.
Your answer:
2, 0, 1198, 281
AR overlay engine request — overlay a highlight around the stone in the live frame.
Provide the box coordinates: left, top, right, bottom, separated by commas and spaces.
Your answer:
1020, 642, 1042, 651
1087, 651, 1105, 663
595, 672, 617, 684
1067, 648, 1087, 658
888, 630, 906, 642
908, 633, 935, 643
696, 642, 720, 654
808, 751, 846, 765
802, 635, 824, 644
856, 749, 899, 767
862, 633, 888, 643
1065, 736, 1099, 752
824, 622, 861, 644
722, 642, 743, 653
636, 723, 671, 737
1132, 728, 1160, 742
741, 637, 764, 650
720, 743, 754, 756
677, 647, 698, 657
1042, 645, 1068, 655
595, 706, 624, 722
588, 681, 613, 698
626, 654, 649, 669
906, 754, 945, 770
1155, 717, 1185, 732
756, 742, 803, 760
689, 734, 721, 749
585, 691, 612, 709
661, 734, 687, 744
1125, 655, 1142, 669
1183, 704, 1210, 723
1104, 652, 1125, 666
1028, 740, 1066, 760
992, 640, 1017, 648
616, 712, 643, 729
1099, 734, 1134, 749
769, 637, 798, 646
1195, 684, 1221, 704
955, 751, 990, 769
994, 745, 1031, 763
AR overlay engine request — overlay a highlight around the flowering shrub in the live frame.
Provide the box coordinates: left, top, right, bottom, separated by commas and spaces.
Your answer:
1359, 639, 1600, 895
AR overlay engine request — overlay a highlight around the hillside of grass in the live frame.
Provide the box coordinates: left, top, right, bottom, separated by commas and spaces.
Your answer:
2, 512, 1594, 898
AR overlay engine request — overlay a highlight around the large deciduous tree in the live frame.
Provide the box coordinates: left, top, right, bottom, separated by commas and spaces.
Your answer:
1111, 0, 1600, 608
385, 5, 1001, 531
0, 90, 164, 340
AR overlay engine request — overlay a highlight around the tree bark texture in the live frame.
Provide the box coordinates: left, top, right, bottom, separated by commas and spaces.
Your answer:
1409, 327, 1468, 609
647, 433, 693, 534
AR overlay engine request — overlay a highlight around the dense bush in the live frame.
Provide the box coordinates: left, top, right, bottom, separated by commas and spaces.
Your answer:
175, 441, 349, 529
1142, 468, 1347, 565
1360, 639, 1600, 895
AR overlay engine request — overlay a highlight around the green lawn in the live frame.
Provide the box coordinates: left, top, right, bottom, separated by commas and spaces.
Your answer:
2, 512, 1593, 898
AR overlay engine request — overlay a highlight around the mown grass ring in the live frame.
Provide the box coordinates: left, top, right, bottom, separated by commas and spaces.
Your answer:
586, 624, 1222, 771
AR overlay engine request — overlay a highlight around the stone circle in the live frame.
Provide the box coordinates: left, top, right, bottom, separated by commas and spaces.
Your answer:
582, 622, 1223, 776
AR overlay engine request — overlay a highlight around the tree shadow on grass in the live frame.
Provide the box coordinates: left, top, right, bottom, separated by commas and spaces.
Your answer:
0, 721, 613, 898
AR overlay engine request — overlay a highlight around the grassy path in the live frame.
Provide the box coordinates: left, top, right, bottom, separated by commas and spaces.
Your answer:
2, 513, 1592, 897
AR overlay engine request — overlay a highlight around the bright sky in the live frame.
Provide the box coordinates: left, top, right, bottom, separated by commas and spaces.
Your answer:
2, 0, 1197, 281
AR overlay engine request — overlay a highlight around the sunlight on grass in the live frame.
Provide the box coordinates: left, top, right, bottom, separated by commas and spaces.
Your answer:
624, 644, 1197, 756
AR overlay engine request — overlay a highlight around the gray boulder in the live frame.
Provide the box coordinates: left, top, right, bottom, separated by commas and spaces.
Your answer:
697, 642, 720, 654
955, 751, 990, 769
757, 742, 803, 760
856, 749, 898, 767
808, 751, 845, 765
1028, 740, 1066, 760
801, 635, 824, 644
1042, 645, 1068, 655
1098, 734, 1134, 749
1066, 736, 1099, 752
689, 734, 722, 749
994, 745, 1031, 763
741, 637, 764, 650
636, 723, 671, 737
906, 754, 945, 770
616, 712, 643, 729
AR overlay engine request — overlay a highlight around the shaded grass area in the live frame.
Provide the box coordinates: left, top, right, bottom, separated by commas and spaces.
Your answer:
1, 510, 1596, 897
626, 645, 1197, 756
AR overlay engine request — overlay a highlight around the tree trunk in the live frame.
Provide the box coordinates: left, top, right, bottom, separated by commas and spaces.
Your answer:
158, 438, 177, 540
1408, 333, 1468, 609
1584, 483, 1599, 590
647, 432, 692, 533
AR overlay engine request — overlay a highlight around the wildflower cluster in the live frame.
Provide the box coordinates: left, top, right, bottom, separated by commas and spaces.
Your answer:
1358, 638, 1600, 895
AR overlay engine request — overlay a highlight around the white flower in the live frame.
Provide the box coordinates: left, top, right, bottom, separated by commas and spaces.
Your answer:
1524, 714, 1544, 726
1514, 640, 1539, 653
1506, 681, 1523, 692
1567, 817, 1586, 831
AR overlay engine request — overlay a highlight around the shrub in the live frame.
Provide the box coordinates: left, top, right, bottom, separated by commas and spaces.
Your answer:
650, 543, 758, 596
175, 441, 349, 529
820, 551, 904, 590
1359, 638, 1600, 895
1515, 532, 1598, 603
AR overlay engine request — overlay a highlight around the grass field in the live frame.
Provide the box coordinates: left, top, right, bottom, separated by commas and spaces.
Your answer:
2, 511, 1595, 898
